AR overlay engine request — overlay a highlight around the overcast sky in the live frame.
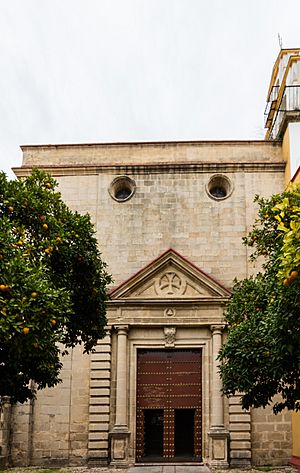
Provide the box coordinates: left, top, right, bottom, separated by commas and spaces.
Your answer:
1, 0, 300, 177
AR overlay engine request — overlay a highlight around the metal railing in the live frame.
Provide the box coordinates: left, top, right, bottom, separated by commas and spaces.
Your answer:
266, 85, 300, 139
264, 85, 280, 121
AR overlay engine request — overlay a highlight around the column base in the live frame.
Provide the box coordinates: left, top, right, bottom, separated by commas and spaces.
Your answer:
208, 427, 230, 468
109, 425, 130, 468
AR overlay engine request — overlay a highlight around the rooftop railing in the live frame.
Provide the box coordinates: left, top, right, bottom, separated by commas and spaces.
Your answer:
265, 85, 300, 139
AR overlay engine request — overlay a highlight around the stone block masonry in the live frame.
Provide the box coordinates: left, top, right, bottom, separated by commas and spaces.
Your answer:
229, 395, 251, 468
252, 401, 292, 466
6, 140, 290, 467
88, 334, 112, 466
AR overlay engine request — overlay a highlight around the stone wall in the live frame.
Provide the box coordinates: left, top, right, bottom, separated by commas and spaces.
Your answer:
54, 169, 284, 289
8, 141, 291, 467
8, 346, 90, 466
0, 397, 13, 467
252, 404, 292, 466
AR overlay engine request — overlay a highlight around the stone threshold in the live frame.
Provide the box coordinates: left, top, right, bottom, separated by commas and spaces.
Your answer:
127, 465, 210, 473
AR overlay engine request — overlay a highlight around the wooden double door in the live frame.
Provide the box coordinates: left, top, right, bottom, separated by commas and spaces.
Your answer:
136, 349, 202, 462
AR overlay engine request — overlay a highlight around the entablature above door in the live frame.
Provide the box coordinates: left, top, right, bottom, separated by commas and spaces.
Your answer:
107, 249, 230, 327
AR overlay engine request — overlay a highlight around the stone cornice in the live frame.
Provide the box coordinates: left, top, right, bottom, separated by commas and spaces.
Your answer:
106, 320, 224, 328
106, 297, 229, 307
13, 161, 285, 177
20, 140, 282, 150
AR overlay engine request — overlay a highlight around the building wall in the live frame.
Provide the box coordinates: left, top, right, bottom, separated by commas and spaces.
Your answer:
282, 123, 300, 185
9, 346, 90, 466
30, 142, 283, 289
292, 411, 300, 459
8, 141, 291, 467
289, 123, 300, 180
281, 121, 300, 467
252, 404, 292, 466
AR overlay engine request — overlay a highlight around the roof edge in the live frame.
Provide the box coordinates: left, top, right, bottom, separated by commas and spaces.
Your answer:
20, 139, 282, 150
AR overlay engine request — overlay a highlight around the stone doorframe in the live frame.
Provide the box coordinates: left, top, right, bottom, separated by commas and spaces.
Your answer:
129, 332, 208, 464
105, 249, 232, 467
108, 322, 230, 468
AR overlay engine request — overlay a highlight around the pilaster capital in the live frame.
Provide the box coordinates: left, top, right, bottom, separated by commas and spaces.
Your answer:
210, 324, 225, 335
115, 324, 129, 336
0, 395, 11, 406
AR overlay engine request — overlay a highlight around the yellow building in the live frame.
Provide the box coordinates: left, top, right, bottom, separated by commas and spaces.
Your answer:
265, 47, 300, 469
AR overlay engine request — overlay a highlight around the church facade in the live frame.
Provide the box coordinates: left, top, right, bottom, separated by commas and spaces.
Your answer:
6, 139, 290, 468
1, 49, 300, 468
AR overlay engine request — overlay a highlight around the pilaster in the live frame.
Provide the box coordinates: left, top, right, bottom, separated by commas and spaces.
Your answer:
0, 397, 12, 467
208, 325, 229, 468
109, 325, 130, 468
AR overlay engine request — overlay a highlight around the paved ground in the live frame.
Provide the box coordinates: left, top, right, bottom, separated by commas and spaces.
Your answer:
127, 466, 210, 473
60, 465, 299, 473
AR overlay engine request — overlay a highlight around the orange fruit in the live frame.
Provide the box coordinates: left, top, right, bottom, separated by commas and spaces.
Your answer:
51, 319, 57, 326
42, 223, 48, 230
31, 292, 38, 298
0, 284, 10, 292
22, 327, 30, 335
8, 206, 14, 212
290, 270, 299, 280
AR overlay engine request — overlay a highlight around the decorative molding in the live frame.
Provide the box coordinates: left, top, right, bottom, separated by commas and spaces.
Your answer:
210, 324, 225, 334
107, 298, 228, 307
13, 161, 285, 178
155, 271, 186, 296
164, 307, 176, 317
164, 327, 176, 347
110, 249, 231, 302
115, 325, 129, 335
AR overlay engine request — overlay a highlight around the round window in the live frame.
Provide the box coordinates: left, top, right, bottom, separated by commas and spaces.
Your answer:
108, 176, 136, 202
206, 175, 233, 201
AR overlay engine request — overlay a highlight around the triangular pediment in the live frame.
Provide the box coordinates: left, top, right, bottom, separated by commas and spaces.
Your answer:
110, 249, 231, 301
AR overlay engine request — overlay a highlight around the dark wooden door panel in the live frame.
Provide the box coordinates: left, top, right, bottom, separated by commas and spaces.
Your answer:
136, 349, 202, 462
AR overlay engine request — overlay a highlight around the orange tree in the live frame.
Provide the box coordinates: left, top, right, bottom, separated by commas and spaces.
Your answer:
219, 185, 300, 413
0, 170, 111, 403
